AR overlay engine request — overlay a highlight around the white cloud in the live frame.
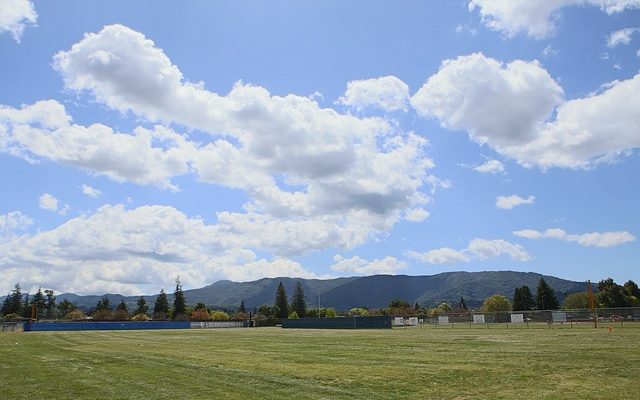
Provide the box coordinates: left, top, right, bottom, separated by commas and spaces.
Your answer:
0, 101, 191, 191
406, 248, 470, 265
82, 184, 102, 198
0, 211, 32, 238
38, 193, 59, 212
404, 208, 430, 222
0, 204, 325, 295
607, 27, 639, 47
467, 238, 532, 261
469, 0, 640, 39
337, 76, 410, 112
330, 255, 408, 275
473, 159, 505, 174
542, 45, 559, 57
412, 52, 640, 169
46, 25, 437, 219
409, 238, 531, 265
0, 0, 37, 42
496, 195, 535, 210
38, 193, 69, 215
412, 53, 563, 149
514, 228, 636, 248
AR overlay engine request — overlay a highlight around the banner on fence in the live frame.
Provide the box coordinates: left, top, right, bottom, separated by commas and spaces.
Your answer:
510, 314, 524, 323
473, 314, 485, 324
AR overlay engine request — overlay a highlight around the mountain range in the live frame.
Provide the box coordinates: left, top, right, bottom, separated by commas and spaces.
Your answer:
48, 271, 590, 312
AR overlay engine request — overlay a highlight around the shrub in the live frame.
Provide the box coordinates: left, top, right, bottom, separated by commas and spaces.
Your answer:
2, 313, 21, 321
151, 311, 168, 321
112, 309, 130, 321
92, 309, 112, 321
348, 307, 369, 317
288, 311, 299, 319
131, 313, 150, 321
211, 311, 230, 321
64, 309, 85, 321
190, 308, 211, 321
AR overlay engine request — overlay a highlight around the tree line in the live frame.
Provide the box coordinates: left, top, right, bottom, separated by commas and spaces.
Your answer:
2, 277, 638, 321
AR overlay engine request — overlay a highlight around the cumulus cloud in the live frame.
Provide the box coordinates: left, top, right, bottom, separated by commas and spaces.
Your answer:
44, 25, 437, 219
473, 159, 505, 174
496, 195, 535, 210
0, 0, 37, 42
412, 52, 640, 169
0, 101, 192, 191
82, 184, 101, 198
337, 76, 410, 112
38, 193, 58, 212
607, 27, 639, 47
470, 0, 640, 39
467, 238, 531, 261
38, 193, 69, 215
408, 238, 531, 265
0, 204, 327, 295
514, 228, 636, 248
0, 211, 32, 238
330, 255, 408, 275
403, 208, 430, 222
406, 248, 470, 265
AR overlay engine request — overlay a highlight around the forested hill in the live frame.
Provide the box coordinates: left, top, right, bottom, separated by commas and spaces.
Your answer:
49, 271, 588, 311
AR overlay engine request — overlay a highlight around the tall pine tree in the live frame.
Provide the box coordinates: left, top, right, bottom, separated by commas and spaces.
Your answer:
291, 281, 306, 317
173, 277, 187, 319
32, 287, 46, 320
513, 285, 535, 311
274, 281, 289, 319
45, 289, 56, 319
153, 289, 169, 320
536, 278, 559, 310
134, 296, 148, 315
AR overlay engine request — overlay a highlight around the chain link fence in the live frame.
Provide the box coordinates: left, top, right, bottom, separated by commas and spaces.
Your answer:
400, 307, 640, 329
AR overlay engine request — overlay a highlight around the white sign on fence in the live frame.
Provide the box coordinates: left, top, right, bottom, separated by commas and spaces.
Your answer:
438, 316, 449, 324
393, 317, 405, 326
552, 311, 567, 323
408, 317, 419, 326
473, 314, 485, 324
510, 313, 524, 323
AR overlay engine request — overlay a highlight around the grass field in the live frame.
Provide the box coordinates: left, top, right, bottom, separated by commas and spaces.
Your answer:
1, 325, 639, 399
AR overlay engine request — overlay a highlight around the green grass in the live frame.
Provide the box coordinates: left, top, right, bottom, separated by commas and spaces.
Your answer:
1, 325, 639, 399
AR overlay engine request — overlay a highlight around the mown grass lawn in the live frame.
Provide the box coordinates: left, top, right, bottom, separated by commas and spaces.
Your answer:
1, 324, 638, 399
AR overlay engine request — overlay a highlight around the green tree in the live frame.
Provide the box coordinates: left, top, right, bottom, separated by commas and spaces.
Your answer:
257, 304, 274, 318
44, 289, 56, 319
290, 282, 306, 317
2, 283, 23, 316
211, 311, 230, 321
348, 307, 369, 316
172, 277, 187, 319
536, 278, 559, 310
238, 300, 246, 314
116, 299, 128, 312
513, 285, 535, 311
134, 296, 148, 315
274, 282, 288, 319
22, 293, 31, 319
563, 292, 589, 309
597, 278, 630, 308
57, 299, 76, 317
624, 280, 640, 306
95, 295, 111, 311
482, 295, 512, 313
32, 287, 46, 320
153, 289, 169, 320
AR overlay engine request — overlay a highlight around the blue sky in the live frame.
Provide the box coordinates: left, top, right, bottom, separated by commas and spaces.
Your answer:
0, 0, 638, 295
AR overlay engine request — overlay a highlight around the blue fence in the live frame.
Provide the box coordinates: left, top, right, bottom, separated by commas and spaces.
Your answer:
23, 321, 191, 332
282, 316, 392, 329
